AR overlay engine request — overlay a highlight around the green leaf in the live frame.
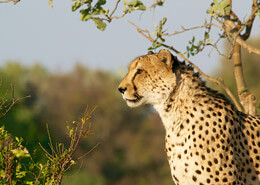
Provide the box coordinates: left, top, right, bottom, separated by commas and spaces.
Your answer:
159, 37, 165, 42
80, 9, 92, 21
72, 0, 92, 12
0, 170, 5, 178
207, 0, 231, 16
135, 5, 146, 11
25, 182, 34, 185
157, 0, 164, 6
72, 1, 82, 12
48, 0, 53, 8
192, 36, 195, 43
96, 0, 106, 7
240, 88, 248, 94
16, 170, 26, 178
162, 17, 167, 25
204, 32, 209, 40
128, 0, 146, 11
128, 0, 138, 7
92, 7, 106, 15
11, 148, 30, 158
92, 18, 107, 31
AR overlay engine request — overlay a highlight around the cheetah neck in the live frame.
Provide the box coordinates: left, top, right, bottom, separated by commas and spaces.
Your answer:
153, 72, 208, 131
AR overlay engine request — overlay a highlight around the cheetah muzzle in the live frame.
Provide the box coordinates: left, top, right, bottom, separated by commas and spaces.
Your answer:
118, 49, 260, 185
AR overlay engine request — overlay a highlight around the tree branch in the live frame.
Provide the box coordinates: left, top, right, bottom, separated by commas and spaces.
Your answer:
163, 20, 223, 37
236, 37, 260, 55
0, 83, 30, 120
240, 0, 259, 40
224, 20, 260, 56
108, 0, 121, 22
128, 21, 243, 112
222, 0, 257, 115
0, 0, 19, 4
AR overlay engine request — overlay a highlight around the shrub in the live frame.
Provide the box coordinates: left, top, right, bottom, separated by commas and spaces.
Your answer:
0, 109, 97, 185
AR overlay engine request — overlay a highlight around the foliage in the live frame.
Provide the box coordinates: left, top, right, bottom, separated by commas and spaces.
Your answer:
207, 0, 231, 16
0, 63, 172, 185
148, 17, 167, 50
124, 0, 146, 12
0, 96, 97, 185
71, 0, 147, 31
72, 0, 107, 30
185, 32, 211, 58
69, 0, 260, 114
0, 126, 33, 184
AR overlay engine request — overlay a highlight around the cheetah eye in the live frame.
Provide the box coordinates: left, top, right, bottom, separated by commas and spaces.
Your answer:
136, 69, 144, 75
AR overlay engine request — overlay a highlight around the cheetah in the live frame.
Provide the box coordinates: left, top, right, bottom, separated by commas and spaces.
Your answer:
118, 50, 260, 185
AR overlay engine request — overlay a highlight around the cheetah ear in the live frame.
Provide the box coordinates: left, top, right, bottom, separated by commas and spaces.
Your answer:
158, 50, 172, 68
148, 51, 154, 55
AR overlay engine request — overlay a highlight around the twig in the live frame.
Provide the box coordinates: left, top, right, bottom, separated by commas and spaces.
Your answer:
128, 21, 243, 111
38, 142, 53, 159
224, 20, 260, 56
0, 0, 19, 4
77, 143, 100, 160
46, 124, 57, 157
148, 1, 164, 9
240, 3, 259, 40
163, 22, 223, 37
109, 0, 121, 18
111, 12, 127, 20
236, 37, 260, 55
0, 83, 31, 120
163, 43, 242, 111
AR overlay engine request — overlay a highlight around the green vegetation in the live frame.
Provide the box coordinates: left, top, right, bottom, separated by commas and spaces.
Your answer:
1, 47, 257, 184
70, 0, 260, 115
0, 95, 95, 184
0, 63, 172, 185
1, 0, 259, 184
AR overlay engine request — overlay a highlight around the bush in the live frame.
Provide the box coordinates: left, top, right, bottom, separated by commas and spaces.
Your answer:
0, 109, 97, 185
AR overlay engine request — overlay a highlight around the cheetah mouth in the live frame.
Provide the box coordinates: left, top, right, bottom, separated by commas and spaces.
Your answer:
125, 93, 143, 103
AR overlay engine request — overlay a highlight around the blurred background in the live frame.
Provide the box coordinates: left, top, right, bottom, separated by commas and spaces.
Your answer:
0, 0, 259, 185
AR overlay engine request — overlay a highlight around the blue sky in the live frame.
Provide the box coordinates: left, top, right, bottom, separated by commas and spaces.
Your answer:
0, 0, 259, 74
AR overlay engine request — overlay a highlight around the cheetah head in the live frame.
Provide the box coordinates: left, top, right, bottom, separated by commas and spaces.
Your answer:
118, 50, 178, 107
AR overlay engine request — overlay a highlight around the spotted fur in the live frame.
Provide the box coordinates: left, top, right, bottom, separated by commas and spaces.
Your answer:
118, 50, 260, 185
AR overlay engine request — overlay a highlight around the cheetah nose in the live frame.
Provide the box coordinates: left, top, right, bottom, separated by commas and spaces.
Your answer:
118, 87, 127, 94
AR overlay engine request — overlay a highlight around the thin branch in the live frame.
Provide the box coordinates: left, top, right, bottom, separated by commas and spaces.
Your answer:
0, 0, 19, 4
109, 0, 121, 18
208, 41, 231, 59
236, 36, 260, 55
230, 11, 242, 26
148, 1, 164, 9
240, 2, 259, 40
77, 143, 100, 160
0, 83, 30, 120
38, 142, 53, 159
128, 20, 153, 42
224, 20, 260, 56
163, 43, 242, 111
111, 12, 127, 20
163, 22, 223, 37
128, 21, 243, 111
46, 123, 57, 157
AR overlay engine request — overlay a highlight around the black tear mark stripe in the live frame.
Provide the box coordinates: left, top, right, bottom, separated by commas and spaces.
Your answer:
132, 69, 140, 91
132, 74, 137, 91
132, 68, 148, 91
